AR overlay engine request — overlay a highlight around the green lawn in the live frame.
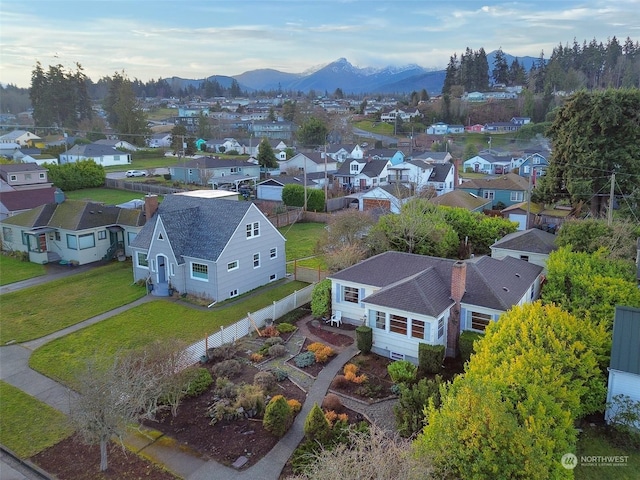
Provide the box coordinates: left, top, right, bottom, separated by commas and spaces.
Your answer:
0, 261, 146, 344
352, 120, 395, 136
64, 187, 151, 205
0, 381, 73, 458
29, 280, 308, 388
575, 426, 640, 479
0, 255, 46, 285
279, 222, 328, 270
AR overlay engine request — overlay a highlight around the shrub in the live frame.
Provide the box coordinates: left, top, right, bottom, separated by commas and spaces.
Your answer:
311, 279, 332, 318
211, 359, 242, 378
287, 398, 302, 414
332, 374, 350, 389
261, 325, 280, 338
268, 344, 287, 358
419, 343, 445, 374
213, 377, 237, 399
184, 368, 213, 397
356, 325, 373, 353
206, 343, 238, 362
343, 363, 367, 384
387, 360, 417, 384
313, 345, 335, 363
307, 342, 328, 353
322, 393, 342, 412
324, 410, 348, 427
258, 344, 270, 356
272, 368, 288, 382
607, 394, 640, 447
459, 330, 484, 364
304, 403, 331, 442
344, 364, 358, 376
295, 351, 317, 368
250, 352, 264, 363
394, 376, 443, 438
254, 371, 277, 393
263, 395, 293, 437
276, 322, 296, 334
236, 384, 265, 418
265, 336, 284, 346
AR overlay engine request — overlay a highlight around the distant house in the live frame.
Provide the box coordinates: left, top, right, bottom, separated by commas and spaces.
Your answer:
350, 184, 413, 214
249, 120, 295, 140
278, 152, 337, 175
410, 151, 452, 164
425, 162, 456, 196
59, 143, 132, 167
94, 139, 138, 151
426, 122, 449, 135
388, 160, 433, 190
447, 125, 465, 134
256, 175, 321, 202
518, 153, 549, 179
325, 144, 364, 162
0, 199, 146, 264
328, 251, 543, 361
170, 156, 260, 189
605, 306, 640, 430
0, 163, 62, 219
463, 154, 512, 175
366, 149, 405, 165
0, 130, 41, 147
511, 117, 531, 126
465, 124, 485, 133
456, 173, 529, 209
130, 194, 286, 302
490, 228, 558, 272
334, 159, 390, 192
148, 133, 172, 148
484, 121, 521, 133
501, 202, 573, 231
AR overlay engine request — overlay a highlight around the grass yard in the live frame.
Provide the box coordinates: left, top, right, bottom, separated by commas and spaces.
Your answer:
0, 255, 46, 285
29, 280, 308, 388
279, 222, 327, 270
575, 426, 640, 479
0, 261, 145, 344
64, 187, 151, 205
0, 381, 73, 458
352, 120, 395, 136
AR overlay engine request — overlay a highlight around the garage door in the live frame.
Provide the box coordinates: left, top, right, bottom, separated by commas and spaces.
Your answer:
509, 213, 527, 230
363, 198, 390, 211
257, 185, 282, 201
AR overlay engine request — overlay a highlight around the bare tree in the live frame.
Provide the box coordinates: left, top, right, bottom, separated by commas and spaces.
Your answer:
286, 424, 432, 480
70, 347, 182, 471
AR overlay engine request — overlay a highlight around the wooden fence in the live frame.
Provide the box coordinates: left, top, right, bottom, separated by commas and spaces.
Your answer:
181, 283, 314, 365
292, 262, 329, 283
104, 178, 185, 196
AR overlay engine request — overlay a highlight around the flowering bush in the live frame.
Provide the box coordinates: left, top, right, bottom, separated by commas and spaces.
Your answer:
288, 398, 302, 414
250, 353, 264, 363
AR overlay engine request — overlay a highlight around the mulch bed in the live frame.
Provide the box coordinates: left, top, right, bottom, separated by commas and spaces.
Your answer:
31, 434, 179, 480
329, 352, 396, 402
305, 319, 356, 347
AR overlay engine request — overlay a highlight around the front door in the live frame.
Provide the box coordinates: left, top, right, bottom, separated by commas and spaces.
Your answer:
157, 255, 167, 284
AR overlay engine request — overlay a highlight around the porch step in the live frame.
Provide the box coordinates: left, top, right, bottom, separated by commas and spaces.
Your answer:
46, 252, 61, 263
151, 282, 170, 297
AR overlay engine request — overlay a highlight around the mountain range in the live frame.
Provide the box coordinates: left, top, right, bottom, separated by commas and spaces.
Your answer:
168, 51, 538, 96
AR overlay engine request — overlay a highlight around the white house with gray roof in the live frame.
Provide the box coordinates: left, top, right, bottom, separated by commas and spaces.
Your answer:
130, 194, 286, 301
328, 251, 543, 361
59, 143, 132, 166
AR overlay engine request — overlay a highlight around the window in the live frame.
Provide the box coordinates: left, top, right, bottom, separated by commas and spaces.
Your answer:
350, 163, 359, 173
343, 286, 359, 304
2, 227, 13, 242
54, 231, 60, 241
483, 190, 495, 200
411, 319, 425, 339
230, 167, 239, 173
389, 314, 408, 335
39, 173, 45, 179
253, 253, 260, 268
66, 234, 78, 250
470, 311, 492, 331
21, 231, 28, 245
533, 157, 540, 165
246, 221, 260, 238
438, 317, 445, 339
375, 311, 386, 330
98, 230, 107, 240
230, 289, 238, 297
520, 255, 529, 262
9, 174, 16, 181
523, 166, 531, 174
114, 155, 120, 161
127, 231, 137, 245
510, 191, 524, 202
136, 252, 149, 268
227, 260, 239, 271
78, 233, 95, 250
270, 247, 277, 259
191, 262, 208, 280
269, 273, 277, 282
170, 263, 175, 276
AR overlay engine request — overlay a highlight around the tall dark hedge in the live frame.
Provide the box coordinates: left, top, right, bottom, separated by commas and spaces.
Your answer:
356, 326, 372, 353
418, 343, 445, 374
281, 184, 325, 212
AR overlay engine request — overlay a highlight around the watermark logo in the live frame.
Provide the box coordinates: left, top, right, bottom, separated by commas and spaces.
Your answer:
561, 453, 578, 470
561, 453, 629, 469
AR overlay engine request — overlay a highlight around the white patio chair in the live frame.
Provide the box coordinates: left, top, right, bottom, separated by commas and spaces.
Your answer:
329, 310, 342, 327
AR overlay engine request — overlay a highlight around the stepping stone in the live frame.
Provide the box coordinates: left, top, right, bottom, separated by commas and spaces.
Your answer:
232, 455, 249, 469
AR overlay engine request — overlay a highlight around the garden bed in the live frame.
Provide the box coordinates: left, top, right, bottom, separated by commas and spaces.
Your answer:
329, 353, 396, 403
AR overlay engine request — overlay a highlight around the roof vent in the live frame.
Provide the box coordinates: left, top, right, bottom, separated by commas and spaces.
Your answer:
502, 287, 509, 292
515, 273, 521, 278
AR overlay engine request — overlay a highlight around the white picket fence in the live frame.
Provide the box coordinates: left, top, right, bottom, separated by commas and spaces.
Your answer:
182, 284, 314, 366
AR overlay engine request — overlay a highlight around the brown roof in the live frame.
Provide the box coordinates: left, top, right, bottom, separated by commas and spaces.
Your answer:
0, 187, 58, 212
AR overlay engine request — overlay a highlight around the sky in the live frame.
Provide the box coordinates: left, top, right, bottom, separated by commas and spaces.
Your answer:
1, 0, 639, 88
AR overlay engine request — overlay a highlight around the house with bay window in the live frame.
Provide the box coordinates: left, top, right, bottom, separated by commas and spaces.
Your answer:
328, 251, 543, 362
130, 194, 286, 301
0, 199, 146, 265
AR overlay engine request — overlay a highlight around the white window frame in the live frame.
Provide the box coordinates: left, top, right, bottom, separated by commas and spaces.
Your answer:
375, 311, 386, 330
66, 234, 78, 250
227, 260, 239, 271
469, 311, 492, 331
270, 247, 277, 259
2, 227, 13, 242
411, 319, 425, 339
229, 289, 239, 298
269, 273, 277, 282
39, 173, 45, 179
438, 317, 445, 339
9, 174, 16, 181
246, 221, 260, 238
98, 230, 107, 240
510, 191, 524, 202
483, 190, 495, 200
191, 262, 208, 281
78, 233, 95, 250
343, 286, 359, 304
389, 314, 408, 336
136, 252, 149, 268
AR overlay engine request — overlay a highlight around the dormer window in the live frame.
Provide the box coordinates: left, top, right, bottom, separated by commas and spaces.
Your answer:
350, 163, 359, 173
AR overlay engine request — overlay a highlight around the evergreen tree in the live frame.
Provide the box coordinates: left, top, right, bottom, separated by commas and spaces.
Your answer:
257, 138, 278, 168
491, 48, 509, 85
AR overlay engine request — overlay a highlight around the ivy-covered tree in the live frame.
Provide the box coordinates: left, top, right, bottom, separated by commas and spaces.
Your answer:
311, 279, 332, 318
537, 88, 640, 217
297, 117, 328, 148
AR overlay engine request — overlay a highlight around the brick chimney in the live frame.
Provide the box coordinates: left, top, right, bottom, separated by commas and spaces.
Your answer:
447, 261, 467, 358
144, 194, 159, 220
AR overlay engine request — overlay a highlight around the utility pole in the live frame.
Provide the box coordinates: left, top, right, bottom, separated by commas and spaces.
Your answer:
324, 143, 328, 212
608, 171, 615, 227
526, 168, 533, 229
303, 155, 307, 212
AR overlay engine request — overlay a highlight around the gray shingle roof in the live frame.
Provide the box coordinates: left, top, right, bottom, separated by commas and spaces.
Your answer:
130, 195, 253, 262
491, 228, 558, 255
181, 156, 257, 168
429, 163, 454, 182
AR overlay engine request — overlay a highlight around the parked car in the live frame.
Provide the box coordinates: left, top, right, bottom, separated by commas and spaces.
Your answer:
126, 170, 147, 177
